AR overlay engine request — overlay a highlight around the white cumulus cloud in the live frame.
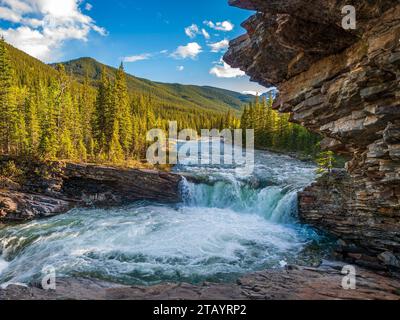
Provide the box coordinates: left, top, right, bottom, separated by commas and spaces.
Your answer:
177, 65, 184, 71
0, 0, 107, 62
184, 24, 199, 39
242, 91, 259, 96
208, 39, 229, 53
123, 53, 152, 63
210, 58, 245, 78
201, 28, 210, 40
204, 20, 234, 32
185, 23, 212, 40
0, 6, 22, 23
171, 42, 202, 60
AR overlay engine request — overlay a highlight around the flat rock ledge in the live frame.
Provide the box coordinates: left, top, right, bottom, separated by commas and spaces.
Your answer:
0, 158, 182, 222
0, 191, 72, 221
1, 261, 399, 300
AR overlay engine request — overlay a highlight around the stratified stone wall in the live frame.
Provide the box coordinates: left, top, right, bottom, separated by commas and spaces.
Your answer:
225, 1, 400, 268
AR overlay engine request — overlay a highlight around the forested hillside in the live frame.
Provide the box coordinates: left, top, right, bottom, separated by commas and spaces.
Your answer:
0, 39, 239, 164
57, 57, 253, 113
241, 95, 321, 156
0, 38, 321, 166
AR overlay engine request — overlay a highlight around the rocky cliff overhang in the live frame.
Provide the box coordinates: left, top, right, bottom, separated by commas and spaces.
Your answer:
225, 1, 400, 267
225, 0, 398, 87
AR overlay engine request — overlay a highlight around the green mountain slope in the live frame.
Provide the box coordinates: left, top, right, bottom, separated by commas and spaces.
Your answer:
4, 41, 252, 115
5, 42, 60, 85
56, 57, 253, 113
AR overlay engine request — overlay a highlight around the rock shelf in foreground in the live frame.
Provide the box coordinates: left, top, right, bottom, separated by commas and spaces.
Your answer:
1, 261, 399, 300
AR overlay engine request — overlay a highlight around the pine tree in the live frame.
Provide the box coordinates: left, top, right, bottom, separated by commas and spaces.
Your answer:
0, 37, 17, 154
316, 151, 335, 175
240, 95, 321, 156
25, 86, 41, 153
56, 65, 76, 160
94, 67, 111, 156
13, 86, 28, 154
38, 79, 59, 159
59, 130, 75, 159
114, 63, 132, 158
80, 74, 95, 154
108, 119, 124, 163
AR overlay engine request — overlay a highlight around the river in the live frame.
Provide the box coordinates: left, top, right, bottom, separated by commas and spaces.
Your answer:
0, 145, 334, 288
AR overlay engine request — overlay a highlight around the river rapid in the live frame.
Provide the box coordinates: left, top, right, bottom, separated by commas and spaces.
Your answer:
0, 145, 333, 287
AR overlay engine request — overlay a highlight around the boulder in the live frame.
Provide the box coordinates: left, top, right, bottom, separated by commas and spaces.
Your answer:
0, 191, 72, 221
0, 159, 182, 222
62, 163, 182, 205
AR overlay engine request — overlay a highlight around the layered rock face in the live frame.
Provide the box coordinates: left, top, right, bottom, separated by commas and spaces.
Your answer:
0, 191, 72, 221
0, 158, 182, 222
62, 163, 182, 205
225, 1, 400, 267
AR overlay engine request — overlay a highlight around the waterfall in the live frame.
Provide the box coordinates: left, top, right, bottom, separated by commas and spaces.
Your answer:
0, 148, 332, 287
180, 176, 300, 224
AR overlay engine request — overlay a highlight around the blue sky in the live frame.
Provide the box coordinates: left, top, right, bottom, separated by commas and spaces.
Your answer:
0, 0, 267, 94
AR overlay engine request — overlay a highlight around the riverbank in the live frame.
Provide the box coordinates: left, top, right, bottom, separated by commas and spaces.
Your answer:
1, 151, 398, 301
0, 157, 182, 222
1, 261, 399, 300
299, 170, 400, 274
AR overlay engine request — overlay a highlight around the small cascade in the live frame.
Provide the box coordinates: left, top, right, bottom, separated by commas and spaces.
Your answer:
179, 177, 192, 203
180, 177, 301, 224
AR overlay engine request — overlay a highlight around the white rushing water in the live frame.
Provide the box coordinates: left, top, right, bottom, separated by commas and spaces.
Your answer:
0, 146, 333, 286
0, 257, 9, 275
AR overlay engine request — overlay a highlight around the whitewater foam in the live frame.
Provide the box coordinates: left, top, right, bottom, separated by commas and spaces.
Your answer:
0, 257, 9, 275
0, 147, 333, 286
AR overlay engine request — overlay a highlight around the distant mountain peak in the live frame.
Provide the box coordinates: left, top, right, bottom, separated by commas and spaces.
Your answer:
55, 57, 255, 113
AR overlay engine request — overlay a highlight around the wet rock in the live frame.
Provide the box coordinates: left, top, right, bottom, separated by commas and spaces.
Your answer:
62, 163, 182, 205
0, 158, 182, 222
378, 252, 400, 268
0, 191, 72, 221
1, 261, 399, 300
